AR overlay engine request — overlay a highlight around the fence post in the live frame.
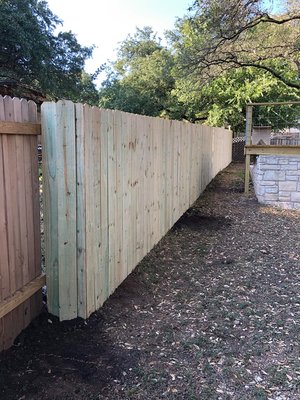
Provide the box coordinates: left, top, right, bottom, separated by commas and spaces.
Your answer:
244, 105, 253, 194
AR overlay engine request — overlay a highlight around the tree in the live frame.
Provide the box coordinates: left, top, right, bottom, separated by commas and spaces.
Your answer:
99, 27, 175, 116
171, 0, 300, 90
173, 64, 300, 134
0, 0, 98, 103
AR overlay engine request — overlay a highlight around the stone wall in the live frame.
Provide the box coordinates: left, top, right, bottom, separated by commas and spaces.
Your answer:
251, 155, 300, 210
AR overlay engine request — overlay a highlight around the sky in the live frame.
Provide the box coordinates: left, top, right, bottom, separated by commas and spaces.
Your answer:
46, 0, 192, 82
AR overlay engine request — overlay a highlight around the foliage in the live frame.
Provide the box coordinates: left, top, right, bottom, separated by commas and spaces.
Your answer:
100, 2, 300, 132
171, 0, 300, 90
99, 27, 175, 116
174, 65, 300, 134
0, 0, 98, 103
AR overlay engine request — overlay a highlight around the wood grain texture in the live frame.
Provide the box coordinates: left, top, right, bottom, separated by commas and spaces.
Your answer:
41, 102, 59, 316
75, 103, 87, 319
56, 101, 77, 321
0, 96, 41, 351
0, 121, 41, 135
0, 275, 45, 319
42, 102, 232, 320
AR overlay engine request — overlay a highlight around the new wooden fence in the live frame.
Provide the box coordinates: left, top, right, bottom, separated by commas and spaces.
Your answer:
0, 96, 44, 351
42, 101, 232, 320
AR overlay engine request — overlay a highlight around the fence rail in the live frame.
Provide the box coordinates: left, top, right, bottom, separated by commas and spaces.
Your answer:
42, 101, 232, 320
0, 96, 42, 350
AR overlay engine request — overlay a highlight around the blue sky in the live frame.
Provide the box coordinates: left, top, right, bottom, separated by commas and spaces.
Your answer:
46, 0, 192, 77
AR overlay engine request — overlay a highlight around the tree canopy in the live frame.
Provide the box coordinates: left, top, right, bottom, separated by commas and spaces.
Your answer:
98, 1, 300, 134
172, 0, 300, 90
2, 0, 299, 131
99, 27, 175, 116
0, 0, 99, 103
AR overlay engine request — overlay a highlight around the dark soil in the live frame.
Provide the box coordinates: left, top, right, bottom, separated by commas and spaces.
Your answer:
1, 163, 300, 400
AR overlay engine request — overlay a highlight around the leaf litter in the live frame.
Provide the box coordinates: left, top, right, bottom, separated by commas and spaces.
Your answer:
0, 162, 300, 400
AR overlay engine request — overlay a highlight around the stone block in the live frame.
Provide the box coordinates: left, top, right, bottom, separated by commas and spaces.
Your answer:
259, 156, 268, 163
265, 187, 278, 194
278, 159, 289, 165
286, 170, 300, 176
279, 196, 291, 202
260, 164, 281, 171
285, 176, 299, 181
264, 193, 279, 201
279, 181, 297, 192
255, 174, 263, 181
280, 164, 298, 171
291, 192, 300, 202
264, 171, 285, 181
265, 157, 279, 165
260, 180, 277, 186
279, 191, 290, 197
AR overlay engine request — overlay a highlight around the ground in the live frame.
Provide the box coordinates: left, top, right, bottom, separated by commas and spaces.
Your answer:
1, 163, 300, 400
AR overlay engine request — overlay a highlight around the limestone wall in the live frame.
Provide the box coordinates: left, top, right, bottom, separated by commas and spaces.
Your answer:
251, 155, 300, 210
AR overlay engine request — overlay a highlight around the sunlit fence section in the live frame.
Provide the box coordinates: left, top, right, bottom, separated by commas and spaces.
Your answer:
42, 101, 232, 320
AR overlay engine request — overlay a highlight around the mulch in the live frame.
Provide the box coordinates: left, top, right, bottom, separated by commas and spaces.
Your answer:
1, 162, 300, 400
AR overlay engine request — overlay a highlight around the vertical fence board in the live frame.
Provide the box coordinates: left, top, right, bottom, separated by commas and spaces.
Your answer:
42, 102, 59, 316
106, 110, 115, 294
100, 110, 109, 303
42, 101, 77, 321
0, 98, 9, 349
120, 112, 129, 280
92, 107, 102, 310
114, 111, 123, 286
3, 96, 22, 346
75, 103, 87, 318
56, 101, 77, 320
136, 115, 144, 264
130, 114, 138, 269
84, 105, 96, 316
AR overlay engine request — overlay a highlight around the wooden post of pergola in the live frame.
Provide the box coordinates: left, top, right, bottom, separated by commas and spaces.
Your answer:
244, 101, 300, 195
244, 105, 253, 194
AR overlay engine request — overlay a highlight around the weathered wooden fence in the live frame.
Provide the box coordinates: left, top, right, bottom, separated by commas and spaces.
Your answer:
42, 100, 232, 320
0, 96, 44, 350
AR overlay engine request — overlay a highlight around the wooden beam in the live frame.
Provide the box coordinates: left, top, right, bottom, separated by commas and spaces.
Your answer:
0, 121, 41, 135
0, 274, 45, 319
244, 105, 253, 194
244, 154, 251, 195
245, 145, 300, 156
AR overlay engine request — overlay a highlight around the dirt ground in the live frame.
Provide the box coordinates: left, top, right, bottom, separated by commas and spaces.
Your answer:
1, 162, 300, 400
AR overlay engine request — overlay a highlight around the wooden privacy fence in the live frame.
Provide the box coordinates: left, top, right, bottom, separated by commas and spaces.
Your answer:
42, 101, 232, 321
0, 96, 44, 351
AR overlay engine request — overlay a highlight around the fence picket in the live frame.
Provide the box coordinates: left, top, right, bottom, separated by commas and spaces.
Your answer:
42, 102, 59, 316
